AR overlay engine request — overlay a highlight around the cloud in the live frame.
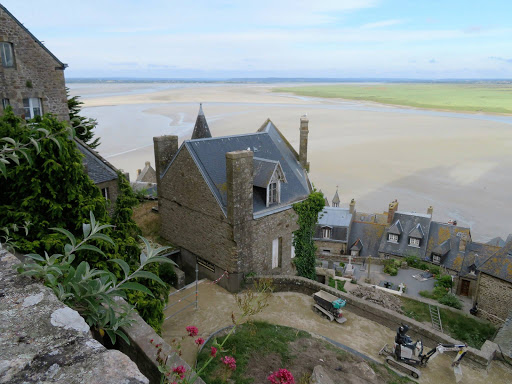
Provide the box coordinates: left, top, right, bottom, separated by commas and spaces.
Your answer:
361, 19, 403, 29
488, 56, 512, 64
429, 59, 437, 64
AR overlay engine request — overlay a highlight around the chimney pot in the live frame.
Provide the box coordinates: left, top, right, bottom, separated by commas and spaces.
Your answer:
299, 115, 309, 172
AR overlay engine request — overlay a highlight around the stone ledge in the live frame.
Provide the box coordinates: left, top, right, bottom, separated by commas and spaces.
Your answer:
0, 249, 148, 384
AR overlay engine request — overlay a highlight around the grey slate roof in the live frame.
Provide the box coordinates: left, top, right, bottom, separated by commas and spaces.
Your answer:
425, 222, 471, 271
136, 161, 156, 183
191, 104, 212, 139
76, 140, 118, 184
166, 119, 311, 216
0, 5, 67, 69
253, 158, 285, 188
378, 212, 432, 258
432, 240, 451, 256
351, 239, 363, 251
487, 236, 506, 247
478, 241, 512, 283
387, 220, 403, 235
332, 189, 340, 205
347, 220, 387, 257
460, 241, 500, 278
317, 208, 352, 227
315, 226, 348, 242
409, 224, 425, 239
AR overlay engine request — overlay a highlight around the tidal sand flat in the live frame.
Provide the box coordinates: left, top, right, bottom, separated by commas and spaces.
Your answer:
68, 83, 512, 241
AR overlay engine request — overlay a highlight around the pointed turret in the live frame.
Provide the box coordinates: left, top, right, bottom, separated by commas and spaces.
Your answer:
332, 188, 340, 207
191, 103, 212, 139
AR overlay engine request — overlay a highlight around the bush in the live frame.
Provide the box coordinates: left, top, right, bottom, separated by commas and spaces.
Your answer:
328, 277, 346, 292
436, 274, 453, 289
160, 262, 177, 286
439, 294, 463, 309
383, 259, 398, 276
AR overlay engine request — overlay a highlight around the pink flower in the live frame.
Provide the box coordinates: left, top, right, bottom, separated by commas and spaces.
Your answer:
186, 326, 198, 337
267, 369, 295, 384
210, 347, 218, 357
221, 356, 236, 371
195, 337, 205, 346
172, 365, 187, 379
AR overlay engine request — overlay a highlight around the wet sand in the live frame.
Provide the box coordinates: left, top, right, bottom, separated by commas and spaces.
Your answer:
162, 283, 512, 384
68, 83, 512, 241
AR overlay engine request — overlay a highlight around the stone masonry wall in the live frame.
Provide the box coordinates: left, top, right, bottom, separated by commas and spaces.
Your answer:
96, 179, 119, 215
0, 249, 148, 383
159, 148, 237, 272
249, 275, 498, 368
251, 209, 298, 275
315, 240, 346, 256
477, 273, 512, 324
0, 8, 69, 122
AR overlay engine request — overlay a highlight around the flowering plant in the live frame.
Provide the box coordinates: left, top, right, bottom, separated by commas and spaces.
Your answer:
267, 368, 295, 384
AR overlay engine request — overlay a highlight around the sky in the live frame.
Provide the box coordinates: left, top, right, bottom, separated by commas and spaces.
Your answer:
3, 0, 512, 79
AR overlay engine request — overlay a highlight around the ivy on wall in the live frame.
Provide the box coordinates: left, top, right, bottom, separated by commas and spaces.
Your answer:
292, 191, 325, 280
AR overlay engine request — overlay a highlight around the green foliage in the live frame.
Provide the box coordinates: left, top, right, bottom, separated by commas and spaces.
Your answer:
67, 89, 100, 149
383, 259, 398, 276
436, 274, 453, 289
405, 255, 441, 275
292, 191, 325, 280
113, 171, 141, 238
439, 294, 463, 310
328, 277, 346, 292
16, 212, 176, 344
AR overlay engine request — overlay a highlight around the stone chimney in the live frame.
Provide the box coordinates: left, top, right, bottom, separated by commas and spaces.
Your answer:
145, 161, 151, 167
459, 233, 468, 252
137, 169, 141, 177
123, 171, 130, 181
226, 150, 254, 225
387, 199, 399, 225
153, 135, 179, 201
427, 206, 433, 216
349, 199, 356, 214
299, 115, 309, 172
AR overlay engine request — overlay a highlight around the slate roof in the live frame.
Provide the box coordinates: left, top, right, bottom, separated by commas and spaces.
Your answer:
76, 139, 118, 184
253, 158, 285, 188
460, 241, 500, 278
191, 104, 212, 139
387, 220, 403, 235
425, 222, 471, 271
478, 241, 512, 283
351, 239, 363, 251
378, 212, 432, 258
0, 5, 67, 69
165, 119, 311, 217
136, 161, 156, 183
332, 189, 340, 205
409, 224, 424, 239
487, 237, 506, 247
348, 220, 387, 257
313, 208, 352, 242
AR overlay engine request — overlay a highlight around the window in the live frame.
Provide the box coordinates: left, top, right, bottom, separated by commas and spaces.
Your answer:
351, 250, 359, 256
322, 227, 332, 239
23, 98, 42, 120
388, 234, 398, 243
268, 182, 278, 205
322, 249, 331, 253
409, 237, 420, 247
291, 234, 295, 259
1, 98, 9, 110
272, 237, 282, 268
101, 187, 109, 200
432, 254, 441, 264
0, 43, 14, 68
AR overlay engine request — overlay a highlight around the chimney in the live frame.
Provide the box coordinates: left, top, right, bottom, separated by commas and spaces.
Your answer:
299, 115, 309, 172
153, 135, 179, 202
123, 171, 130, 181
145, 161, 151, 167
459, 233, 468, 252
137, 169, 141, 177
388, 199, 399, 225
226, 150, 254, 225
349, 199, 356, 214
427, 206, 433, 216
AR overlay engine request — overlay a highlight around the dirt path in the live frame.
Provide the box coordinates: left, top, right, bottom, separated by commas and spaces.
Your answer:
162, 282, 512, 384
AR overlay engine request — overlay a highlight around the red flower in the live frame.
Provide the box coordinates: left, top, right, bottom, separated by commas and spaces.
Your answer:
195, 337, 205, 346
186, 326, 199, 337
172, 365, 187, 379
221, 356, 236, 371
210, 347, 218, 357
267, 368, 295, 384
150, 339, 154, 343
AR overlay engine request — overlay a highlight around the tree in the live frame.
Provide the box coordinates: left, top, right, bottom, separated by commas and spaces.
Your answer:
292, 191, 325, 280
67, 88, 100, 149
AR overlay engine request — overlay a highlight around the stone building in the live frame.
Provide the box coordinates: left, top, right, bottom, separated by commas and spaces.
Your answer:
154, 113, 312, 291
313, 205, 354, 256
0, 5, 68, 121
347, 210, 387, 258
76, 139, 120, 208
136, 161, 157, 183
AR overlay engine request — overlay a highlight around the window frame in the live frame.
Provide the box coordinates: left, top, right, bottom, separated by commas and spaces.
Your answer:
388, 233, 399, 243
1, 98, 9, 110
23, 97, 43, 120
432, 254, 441, 264
267, 181, 279, 206
0, 42, 15, 68
101, 187, 109, 200
409, 237, 420, 247
322, 226, 332, 239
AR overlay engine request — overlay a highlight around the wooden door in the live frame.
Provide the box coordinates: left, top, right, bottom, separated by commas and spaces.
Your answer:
460, 279, 470, 296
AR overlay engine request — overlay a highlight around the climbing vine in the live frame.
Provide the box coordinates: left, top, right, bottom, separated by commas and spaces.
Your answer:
292, 190, 325, 280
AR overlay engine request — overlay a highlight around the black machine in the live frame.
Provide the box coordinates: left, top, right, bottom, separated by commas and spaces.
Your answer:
379, 324, 467, 379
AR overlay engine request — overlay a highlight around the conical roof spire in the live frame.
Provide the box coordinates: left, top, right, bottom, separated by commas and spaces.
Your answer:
332, 187, 340, 207
191, 103, 212, 139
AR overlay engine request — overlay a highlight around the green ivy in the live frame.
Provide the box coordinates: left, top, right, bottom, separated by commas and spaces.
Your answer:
292, 191, 325, 280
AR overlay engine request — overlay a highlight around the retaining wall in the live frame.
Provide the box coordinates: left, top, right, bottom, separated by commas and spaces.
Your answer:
249, 275, 497, 368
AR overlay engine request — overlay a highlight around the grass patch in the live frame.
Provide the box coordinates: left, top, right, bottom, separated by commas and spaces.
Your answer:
328, 277, 347, 292
132, 201, 173, 246
197, 321, 310, 384
273, 83, 512, 114
400, 297, 496, 349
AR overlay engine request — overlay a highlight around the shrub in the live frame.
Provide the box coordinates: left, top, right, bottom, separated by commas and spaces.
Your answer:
383, 259, 398, 276
439, 294, 463, 309
436, 274, 453, 289
328, 277, 346, 292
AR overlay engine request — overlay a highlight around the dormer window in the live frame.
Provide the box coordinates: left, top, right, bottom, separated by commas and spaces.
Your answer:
388, 234, 398, 243
268, 182, 278, 204
253, 157, 287, 208
322, 226, 332, 239
432, 254, 441, 264
0, 42, 14, 68
409, 237, 420, 247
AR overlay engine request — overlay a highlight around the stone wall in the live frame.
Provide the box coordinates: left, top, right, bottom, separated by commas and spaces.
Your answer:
315, 240, 346, 256
248, 275, 498, 368
0, 7, 69, 122
96, 179, 119, 215
0, 249, 148, 383
477, 273, 512, 324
